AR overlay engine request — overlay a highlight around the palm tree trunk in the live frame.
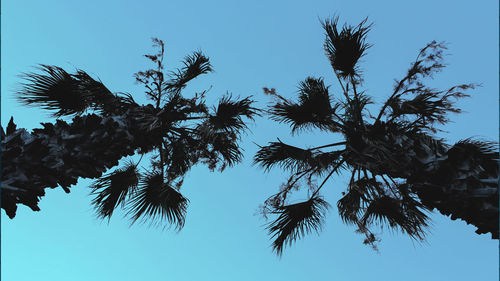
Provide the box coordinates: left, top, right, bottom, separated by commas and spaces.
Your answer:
1, 109, 159, 218
410, 138, 499, 238
379, 131, 499, 238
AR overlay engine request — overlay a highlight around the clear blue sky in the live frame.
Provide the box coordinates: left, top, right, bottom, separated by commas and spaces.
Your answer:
2, 1, 498, 280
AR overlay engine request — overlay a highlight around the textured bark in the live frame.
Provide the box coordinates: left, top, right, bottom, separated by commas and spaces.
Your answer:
413, 140, 499, 238
354, 123, 499, 238
1, 109, 159, 218
2, 115, 498, 238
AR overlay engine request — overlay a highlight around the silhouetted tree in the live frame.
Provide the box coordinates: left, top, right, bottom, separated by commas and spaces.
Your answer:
2, 38, 258, 229
255, 17, 498, 254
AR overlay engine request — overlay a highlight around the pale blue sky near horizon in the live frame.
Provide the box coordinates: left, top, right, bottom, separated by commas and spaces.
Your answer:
1, 1, 499, 281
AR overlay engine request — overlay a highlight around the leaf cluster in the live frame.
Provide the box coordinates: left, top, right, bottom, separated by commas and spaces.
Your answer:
15, 38, 258, 230
256, 17, 496, 254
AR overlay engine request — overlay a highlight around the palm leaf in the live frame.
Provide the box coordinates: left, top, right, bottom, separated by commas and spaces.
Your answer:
167, 51, 213, 92
17, 65, 91, 116
376, 41, 449, 123
207, 131, 242, 169
322, 17, 372, 79
388, 84, 474, 132
404, 41, 447, 83
337, 189, 363, 225
17, 65, 119, 117
126, 171, 189, 230
163, 135, 200, 181
360, 195, 429, 240
90, 161, 140, 220
196, 119, 244, 171
254, 141, 314, 171
132, 104, 163, 132
207, 95, 258, 134
341, 91, 373, 126
266, 197, 330, 255
72, 70, 123, 114
337, 176, 384, 225
268, 77, 341, 132
311, 150, 345, 175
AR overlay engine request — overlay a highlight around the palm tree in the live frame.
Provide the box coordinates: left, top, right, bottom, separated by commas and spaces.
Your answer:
255, 17, 498, 254
2, 38, 258, 229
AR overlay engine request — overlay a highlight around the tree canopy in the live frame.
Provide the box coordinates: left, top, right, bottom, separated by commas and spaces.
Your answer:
2, 38, 258, 228
2, 20, 497, 257
255, 17, 499, 254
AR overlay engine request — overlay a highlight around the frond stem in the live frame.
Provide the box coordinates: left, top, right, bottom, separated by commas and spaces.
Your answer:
135, 154, 145, 168
375, 49, 428, 124
289, 167, 315, 187
184, 116, 208, 120
334, 70, 351, 103
311, 158, 345, 197
380, 174, 399, 198
309, 141, 347, 151
350, 77, 364, 127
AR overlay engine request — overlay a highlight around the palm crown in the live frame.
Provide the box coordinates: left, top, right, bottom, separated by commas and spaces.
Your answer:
255, 17, 498, 254
2, 38, 258, 229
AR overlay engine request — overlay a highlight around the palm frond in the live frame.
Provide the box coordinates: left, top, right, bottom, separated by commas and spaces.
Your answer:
116, 92, 138, 106
405, 41, 447, 84
268, 77, 341, 133
144, 38, 165, 64
341, 91, 373, 126
360, 195, 429, 240
72, 70, 123, 114
388, 84, 475, 132
266, 197, 330, 255
376, 41, 448, 123
126, 171, 189, 230
167, 51, 213, 92
322, 17, 372, 79
90, 161, 140, 220
207, 94, 259, 134
196, 108, 249, 171
206, 131, 242, 170
163, 135, 200, 181
17, 65, 91, 116
254, 144, 345, 175
162, 92, 209, 119
254, 141, 314, 171
337, 188, 363, 225
311, 150, 346, 175
337, 176, 384, 225
17, 65, 120, 117
131, 104, 163, 132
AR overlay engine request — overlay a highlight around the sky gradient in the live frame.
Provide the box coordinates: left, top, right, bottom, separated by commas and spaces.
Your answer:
2, 1, 499, 280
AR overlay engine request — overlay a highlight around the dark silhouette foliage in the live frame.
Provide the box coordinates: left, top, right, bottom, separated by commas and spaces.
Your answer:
2, 38, 258, 229
267, 197, 329, 256
255, 18, 498, 254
